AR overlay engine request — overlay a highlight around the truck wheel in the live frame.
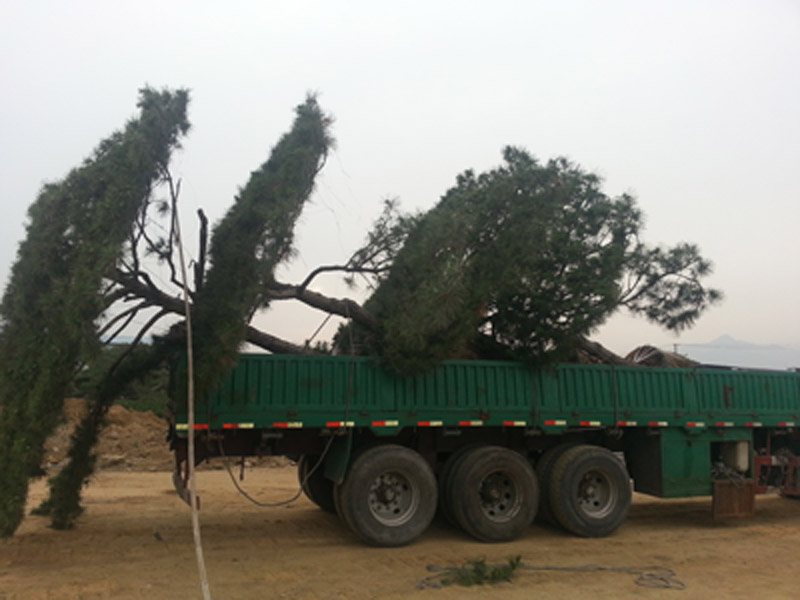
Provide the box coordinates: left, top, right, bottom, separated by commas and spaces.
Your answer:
534, 443, 577, 525
336, 445, 437, 547
549, 445, 631, 537
438, 445, 484, 526
297, 454, 336, 514
448, 446, 539, 542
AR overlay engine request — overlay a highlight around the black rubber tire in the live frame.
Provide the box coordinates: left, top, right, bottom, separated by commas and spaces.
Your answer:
448, 446, 539, 543
336, 445, 437, 547
438, 445, 484, 526
333, 480, 353, 531
297, 454, 337, 514
534, 443, 577, 525
549, 445, 632, 537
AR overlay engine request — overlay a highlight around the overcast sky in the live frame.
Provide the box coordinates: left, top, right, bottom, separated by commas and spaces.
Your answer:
1, 1, 798, 358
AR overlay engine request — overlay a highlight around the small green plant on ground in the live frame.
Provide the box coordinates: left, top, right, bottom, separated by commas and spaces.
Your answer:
440, 556, 522, 587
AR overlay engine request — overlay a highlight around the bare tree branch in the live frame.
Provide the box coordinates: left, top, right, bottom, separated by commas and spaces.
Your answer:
297, 264, 388, 292
98, 300, 150, 343
267, 283, 379, 329
106, 308, 170, 376
194, 209, 208, 292
109, 268, 311, 354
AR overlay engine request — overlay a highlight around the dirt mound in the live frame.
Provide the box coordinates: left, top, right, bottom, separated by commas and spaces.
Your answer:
43, 399, 173, 472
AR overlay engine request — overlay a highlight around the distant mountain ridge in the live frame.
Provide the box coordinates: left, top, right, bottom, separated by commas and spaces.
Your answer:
679, 334, 800, 371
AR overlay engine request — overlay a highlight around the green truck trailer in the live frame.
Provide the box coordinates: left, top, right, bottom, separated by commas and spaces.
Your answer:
171, 354, 800, 546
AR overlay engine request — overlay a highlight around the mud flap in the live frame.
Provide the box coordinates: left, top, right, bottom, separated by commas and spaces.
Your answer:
712, 479, 755, 520
323, 432, 353, 484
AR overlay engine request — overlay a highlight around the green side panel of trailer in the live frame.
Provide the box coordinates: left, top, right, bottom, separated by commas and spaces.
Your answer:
172, 354, 800, 498
174, 354, 800, 432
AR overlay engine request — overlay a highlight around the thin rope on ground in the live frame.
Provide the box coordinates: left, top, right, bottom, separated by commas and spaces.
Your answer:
418, 560, 686, 591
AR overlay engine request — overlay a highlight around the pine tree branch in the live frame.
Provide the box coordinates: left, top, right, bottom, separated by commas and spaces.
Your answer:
297, 264, 389, 292
194, 209, 208, 292
108, 269, 309, 354
267, 282, 379, 329
98, 301, 150, 343
575, 336, 635, 366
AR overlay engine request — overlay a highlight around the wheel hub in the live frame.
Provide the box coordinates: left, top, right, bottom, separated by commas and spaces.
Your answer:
368, 472, 418, 526
478, 472, 521, 522
577, 469, 617, 518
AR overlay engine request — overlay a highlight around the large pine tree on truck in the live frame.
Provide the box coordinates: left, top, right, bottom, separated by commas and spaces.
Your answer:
0, 90, 719, 535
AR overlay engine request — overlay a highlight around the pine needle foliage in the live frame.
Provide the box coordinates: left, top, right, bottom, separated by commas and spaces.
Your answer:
349, 147, 720, 373
0, 88, 189, 536
35, 343, 171, 529
190, 95, 333, 400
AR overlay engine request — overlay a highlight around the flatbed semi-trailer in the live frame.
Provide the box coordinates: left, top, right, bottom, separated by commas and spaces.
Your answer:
171, 354, 800, 546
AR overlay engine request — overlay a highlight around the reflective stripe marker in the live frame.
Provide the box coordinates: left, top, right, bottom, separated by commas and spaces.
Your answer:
273, 422, 303, 429
544, 420, 567, 426
649, 421, 668, 427
223, 423, 255, 429
745, 422, 762, 427
715, 422, 734, 428
417, 421, 443, 427
326, 421, 355, 428
503, 421, 526, 427
686, 422, 705, 428
580, 420, 602, 427
176, 423, 188, 431
779, 421, 796, 427
459, 420, 484, 427
372, 420, 399, 427
617, 421, 638, 427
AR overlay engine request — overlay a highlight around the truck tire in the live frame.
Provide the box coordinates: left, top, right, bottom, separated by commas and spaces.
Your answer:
549, 445, 631, 537
336, 445, 437, 547
448, 446, 539, 542
438, 445, 484, 526
297, 454, 336, 514
534, 443, 577, 525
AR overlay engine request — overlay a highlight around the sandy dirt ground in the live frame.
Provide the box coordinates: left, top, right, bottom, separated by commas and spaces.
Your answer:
3, 403, 800, 599
2, 465, 800, 600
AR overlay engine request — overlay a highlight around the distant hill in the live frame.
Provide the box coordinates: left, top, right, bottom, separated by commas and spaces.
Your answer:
678, 335, 800, 371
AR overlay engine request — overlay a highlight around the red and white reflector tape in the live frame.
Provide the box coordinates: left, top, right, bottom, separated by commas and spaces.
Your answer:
372, 420, 399, 427
326, 421, 355, 428
715, 422, 734, 428
459, 420, 484, 427
176, 423, 208, 431
503, 421, 527, 427
222, 423, 255, 429
745, 422, 762, 427
544, 419, 567, 426
779, 421, 796, 427
417, 421, 443, 427
648, 421, 669, 427
617, 421, 638, 427
686, 422, 705, 428
273, 422, 303, 429
580, 420, 602, 427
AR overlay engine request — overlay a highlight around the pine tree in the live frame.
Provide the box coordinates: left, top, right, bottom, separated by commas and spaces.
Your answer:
190, 95, 333, 401
345, 147, 721, 372
0, 88, 189, 536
